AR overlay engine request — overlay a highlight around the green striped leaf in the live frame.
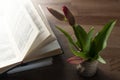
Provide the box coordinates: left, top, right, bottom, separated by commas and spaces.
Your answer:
56, 26, 79, 50
93, 20, 116, 55
97, 55, 106, 64
73, 24, 87, 51
71, 48, 88, 59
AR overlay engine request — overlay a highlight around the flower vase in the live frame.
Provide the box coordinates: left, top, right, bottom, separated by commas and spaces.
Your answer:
77, 60, 98, 77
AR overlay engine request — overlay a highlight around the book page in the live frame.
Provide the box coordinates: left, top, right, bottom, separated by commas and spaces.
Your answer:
23, 40, 62, 63
22, 0, 53, 53
4, 0, 40, 58
0, 0, 52, 69
0, 6, 20, 68
5, 0, 52, 54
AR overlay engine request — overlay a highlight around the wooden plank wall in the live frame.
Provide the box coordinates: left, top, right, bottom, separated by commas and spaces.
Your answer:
36, 0, 120, 25
34, 0, 120, 59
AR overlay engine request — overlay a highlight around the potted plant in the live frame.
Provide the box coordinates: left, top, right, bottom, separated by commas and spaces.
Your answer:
48, 6, 116, 77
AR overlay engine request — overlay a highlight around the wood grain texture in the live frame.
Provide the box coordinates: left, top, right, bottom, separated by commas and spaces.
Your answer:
1, 0, 120, 80
37, 0, 120, 57
37, 0, 120, 80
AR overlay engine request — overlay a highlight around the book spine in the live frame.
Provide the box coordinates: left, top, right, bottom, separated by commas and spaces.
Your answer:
7, 58, 52, 74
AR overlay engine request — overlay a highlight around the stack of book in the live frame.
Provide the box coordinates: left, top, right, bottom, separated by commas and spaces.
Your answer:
0, 0, 62, 74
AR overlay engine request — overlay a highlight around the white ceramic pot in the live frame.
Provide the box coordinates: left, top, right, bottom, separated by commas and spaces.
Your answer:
77, 60, 98, 77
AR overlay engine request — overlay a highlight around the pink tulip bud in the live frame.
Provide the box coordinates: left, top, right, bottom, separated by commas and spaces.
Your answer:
62, 6, 75, 26
62, 6, 68, 17
47, 7, 65, 21
67, 56, 84, 64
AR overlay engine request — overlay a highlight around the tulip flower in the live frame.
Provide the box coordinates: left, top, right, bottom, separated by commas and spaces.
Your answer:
62, 6, 75, 26
47, 7, 65, 21
67, 56, 84, 64
48, 6, 116, 64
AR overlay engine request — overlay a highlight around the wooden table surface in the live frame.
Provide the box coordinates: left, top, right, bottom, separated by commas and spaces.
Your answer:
1, 0, 120, 80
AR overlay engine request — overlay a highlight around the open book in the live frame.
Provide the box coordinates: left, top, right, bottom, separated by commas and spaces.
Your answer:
0, 0, 62, 74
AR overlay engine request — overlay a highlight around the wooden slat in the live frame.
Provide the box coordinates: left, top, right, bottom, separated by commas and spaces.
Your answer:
71, 0, 120, 17
75, 16, 120, 26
